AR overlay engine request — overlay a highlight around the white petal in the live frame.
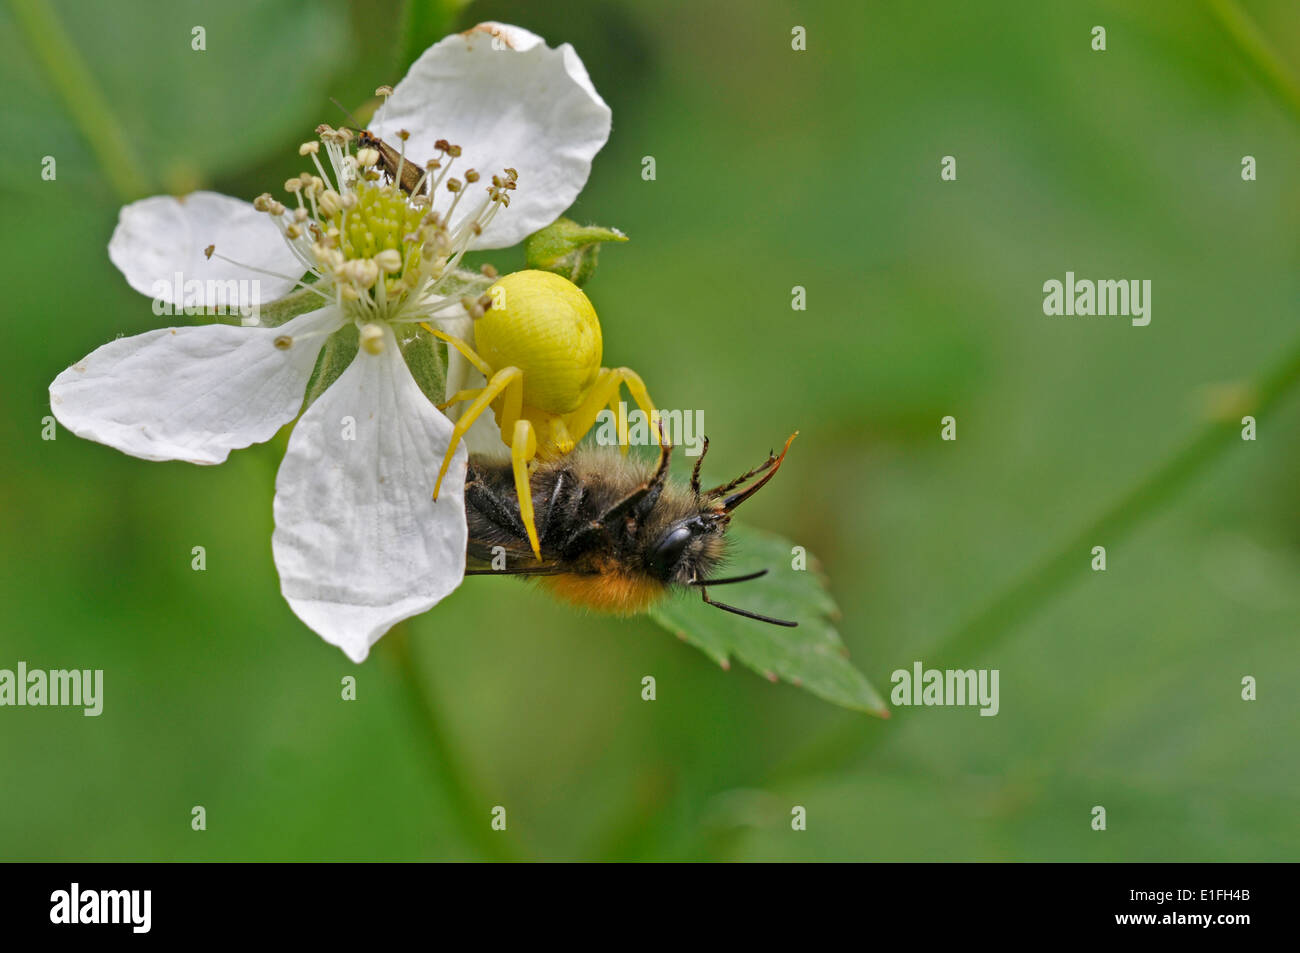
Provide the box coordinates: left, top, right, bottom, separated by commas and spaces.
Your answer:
272, 324, 468, 662
373, 21, 611, 249
49, 307, 344, 464
108, 191, 307, 309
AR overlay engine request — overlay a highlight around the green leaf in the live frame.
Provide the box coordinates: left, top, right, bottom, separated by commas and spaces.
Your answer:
649, 524, 888, 715
0, 0, 349, 196
523, 217, 628, 286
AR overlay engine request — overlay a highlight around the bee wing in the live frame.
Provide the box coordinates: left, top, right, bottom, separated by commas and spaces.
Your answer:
465, 539, 567, 576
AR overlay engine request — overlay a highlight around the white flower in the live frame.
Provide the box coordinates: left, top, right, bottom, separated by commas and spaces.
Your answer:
48, 22, 612, 662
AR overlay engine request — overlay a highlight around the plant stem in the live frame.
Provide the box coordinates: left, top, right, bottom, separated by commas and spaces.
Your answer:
1202, 0, 1300, 124
8, 0, 151, 201
381, 622, 521, 861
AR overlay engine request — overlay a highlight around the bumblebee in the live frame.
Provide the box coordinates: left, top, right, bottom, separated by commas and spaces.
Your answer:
463, 433, 799, 626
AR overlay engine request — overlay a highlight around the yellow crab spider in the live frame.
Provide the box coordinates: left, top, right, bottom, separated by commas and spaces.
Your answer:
423, 269, 656, 560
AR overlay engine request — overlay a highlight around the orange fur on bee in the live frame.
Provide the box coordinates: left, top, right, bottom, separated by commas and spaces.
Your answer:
538, 569, 665, 614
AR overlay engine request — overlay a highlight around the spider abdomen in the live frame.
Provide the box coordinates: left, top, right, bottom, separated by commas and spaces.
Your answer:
476, 270, 602, 414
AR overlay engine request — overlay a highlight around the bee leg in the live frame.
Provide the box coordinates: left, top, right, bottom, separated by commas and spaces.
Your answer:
537, 469, 571, 547
703, 442, 786, 498
433, 366, 523, 501
465, 480, 528, 538
559, 447, 673, 554
690, 436, 710, 495
508, 418, 542, 560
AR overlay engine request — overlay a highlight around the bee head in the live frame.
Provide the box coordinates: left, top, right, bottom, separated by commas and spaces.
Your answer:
640, 433, 799, 627
645, 512, 728, 586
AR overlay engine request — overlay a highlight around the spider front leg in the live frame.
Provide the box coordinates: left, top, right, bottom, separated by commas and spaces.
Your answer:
508, 418, 543, 559
563, 367, 656, 454
432, 364, 523, 502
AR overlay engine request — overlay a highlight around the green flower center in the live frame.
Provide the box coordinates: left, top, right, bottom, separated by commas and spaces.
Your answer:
334, 181, 425, 288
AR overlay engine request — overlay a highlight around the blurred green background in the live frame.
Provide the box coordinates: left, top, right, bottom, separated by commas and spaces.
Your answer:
2, 0, 1298, 861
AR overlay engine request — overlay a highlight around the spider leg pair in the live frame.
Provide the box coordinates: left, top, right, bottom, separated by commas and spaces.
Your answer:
421, 321, 656, 560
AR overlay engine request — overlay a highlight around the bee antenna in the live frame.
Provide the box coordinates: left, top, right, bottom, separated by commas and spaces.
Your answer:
721, 432, 797, 513
632, 438, 673, 522
699, 586, 797, 627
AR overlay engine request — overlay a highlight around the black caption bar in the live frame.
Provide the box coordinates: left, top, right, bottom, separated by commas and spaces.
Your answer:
1, 862, 1284, 940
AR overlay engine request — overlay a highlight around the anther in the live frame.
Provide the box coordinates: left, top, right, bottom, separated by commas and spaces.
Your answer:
375, 249, 403, 273
274, 335, 293, 350
299, 141, 320, 156
318, 190, 342, 217
348, 259, 380, 289
360, 322, 385, 354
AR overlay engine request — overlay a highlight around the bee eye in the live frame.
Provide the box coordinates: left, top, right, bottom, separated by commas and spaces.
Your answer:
648, 524, 694, 577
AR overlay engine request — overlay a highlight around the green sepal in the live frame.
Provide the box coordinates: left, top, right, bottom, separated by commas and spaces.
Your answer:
301, 323, 358, 413
432, 267, 496, 300
523, 217, 628, 286
400, 323, 448, 407
256, 287, 325, 328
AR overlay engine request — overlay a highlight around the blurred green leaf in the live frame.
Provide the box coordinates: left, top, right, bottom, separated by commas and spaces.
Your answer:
0, 0, 348, 195
650, 524, 887, 715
